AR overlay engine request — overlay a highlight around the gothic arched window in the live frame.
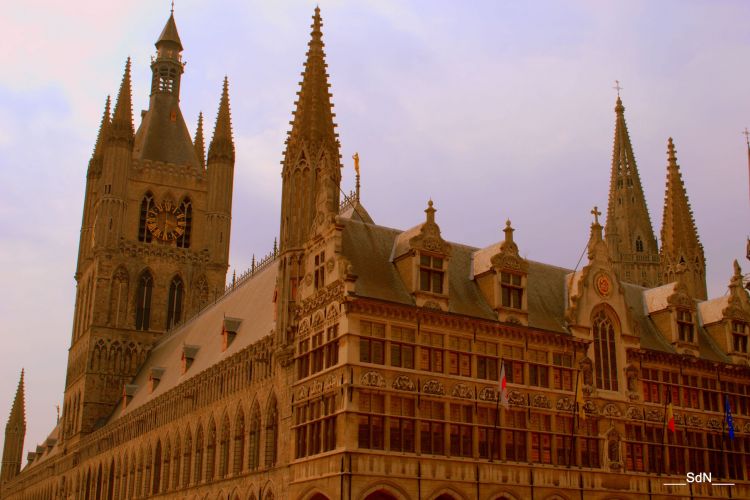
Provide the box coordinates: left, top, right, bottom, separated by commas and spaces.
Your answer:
152, 440, 162, 495
194, 425, 204, 484
248, 403, 261, 470
109, 267, 129, 328
233, 409, 245, 475
135, 271, 154, 331
176, 198, 192, 249
166, 276, 184, 329
265, 396, 279, 467
138, 194, 155, 243
635, 236, 644, 253
219, 413, 230, 478
592, 309, 618, 391
206, 419, 216, 480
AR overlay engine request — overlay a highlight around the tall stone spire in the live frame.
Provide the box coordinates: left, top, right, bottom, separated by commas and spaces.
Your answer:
88, 95, 111, 176
276, 7, 343, 346
207, 77, 234, 163
110, 58, 134, 144
604, 95, 660, 287
194, 111, 206, 170
279, 6, 342, 252
1, 370, 26, 486
659, 137, 707, 299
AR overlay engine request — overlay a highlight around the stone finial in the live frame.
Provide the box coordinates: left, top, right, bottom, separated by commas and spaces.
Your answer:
425, 199, 436, 224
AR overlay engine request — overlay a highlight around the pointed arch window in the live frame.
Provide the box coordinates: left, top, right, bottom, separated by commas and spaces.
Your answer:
592, 309, 618, 391
194, 425, 204, 484
135, 271, 154, 331
152, 440, 162, 495
635, 236, 644, 253
138, 194, 155, 243
109, 267, 129, 328
219, 414, 230, 478
233, 410, 245, 474
176, 198, 192, 249
206, 419, 216, 480
166, 276, 184, 329
248, 404, 261, 470
265, 397, 279, 467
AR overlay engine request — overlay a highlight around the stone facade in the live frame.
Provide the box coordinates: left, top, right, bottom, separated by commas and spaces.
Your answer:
2, 7, 750, 500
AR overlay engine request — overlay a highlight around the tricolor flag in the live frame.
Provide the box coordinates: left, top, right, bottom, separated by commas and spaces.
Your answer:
499, 361, 509, 408
575, 371, 586, 421
725, 396, 736, 441
665, 391, 675, 433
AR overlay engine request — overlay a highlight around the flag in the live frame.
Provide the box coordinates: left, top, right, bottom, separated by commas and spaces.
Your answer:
575, 370, 586, 421
725, 396, 736, 441
499, 361, 509, 408
665, 390, 675, 433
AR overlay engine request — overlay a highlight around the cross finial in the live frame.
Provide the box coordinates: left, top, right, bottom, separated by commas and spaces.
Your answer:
743, 127, 750, 147
613, 80, 622, 97
171, 0, 174, 14
591, 206, 602, 225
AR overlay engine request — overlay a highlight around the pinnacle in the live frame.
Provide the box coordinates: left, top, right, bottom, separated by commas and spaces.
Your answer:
660, 137, 702, 257
110, 58, 134, 142
283, 6, 340, 164
89, 95, 111, 170
157, 11, 183, 51
6, 369, 25, 428
208, 77, 234, 163
194, 111, 206, 170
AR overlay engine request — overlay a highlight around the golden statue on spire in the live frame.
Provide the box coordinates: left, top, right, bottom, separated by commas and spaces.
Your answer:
353, 152, 360, 176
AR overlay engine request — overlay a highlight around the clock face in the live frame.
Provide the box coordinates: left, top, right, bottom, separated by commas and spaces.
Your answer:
146, 200, 186, 241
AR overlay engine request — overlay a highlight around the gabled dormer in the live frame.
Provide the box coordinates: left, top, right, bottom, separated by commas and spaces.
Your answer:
700, 260, 750, 364
473, 220, 528, 324
644, 271, 698, 356
392, 200, 451, 310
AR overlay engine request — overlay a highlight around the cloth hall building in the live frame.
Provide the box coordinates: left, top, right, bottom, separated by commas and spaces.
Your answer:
2, 7, 750, 500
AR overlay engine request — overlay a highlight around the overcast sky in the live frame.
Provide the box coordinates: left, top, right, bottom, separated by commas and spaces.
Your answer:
1, 0, 749, 460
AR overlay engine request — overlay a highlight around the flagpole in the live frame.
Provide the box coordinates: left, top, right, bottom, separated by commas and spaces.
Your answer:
660, 389, 671, 476
718, 369, 727, 481
492, 358, 502, 463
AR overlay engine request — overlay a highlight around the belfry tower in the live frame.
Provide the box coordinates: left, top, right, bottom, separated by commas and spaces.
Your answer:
276, 7, 343, 343
0, 370, 25, 491
62, 12, 234, 442
604, 95, 661, 287
659, 138, 707, 299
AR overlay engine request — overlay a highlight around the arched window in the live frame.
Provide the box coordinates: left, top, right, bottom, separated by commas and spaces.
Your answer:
265, 396, 279, 467
592, 309, 618, 391
109, 267, 129, 328
166, 275, 184, 329
248, 403, 261, 470
176, 198, 192, 249
206, 419, 216, 480
172, 434, 181, 490
194, 425, 204, 484
635, 236, 644, 253
152, 440, 162, 495
219, 414, 230, 478
233, 409, 245, 474
182, 429, 192, 487
135, 271, 153, 330
138, 194, 155, 243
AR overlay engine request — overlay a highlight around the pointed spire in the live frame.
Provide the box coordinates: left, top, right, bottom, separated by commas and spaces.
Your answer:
283, 6, 340, 162
157, 12, 183, 51
7, 369, 25, 429
194, 112, 206, 170
207, 77, 235, 163
660, 137, 706, 298
110, 58, 134, 143
88, 95, 111, 174
604, 93, 659, 285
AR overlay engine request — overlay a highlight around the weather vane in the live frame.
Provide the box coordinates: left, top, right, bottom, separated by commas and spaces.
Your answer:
613, 80, 622, 97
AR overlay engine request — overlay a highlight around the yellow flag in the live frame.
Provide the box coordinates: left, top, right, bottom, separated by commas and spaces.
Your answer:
576, 371, 586, 421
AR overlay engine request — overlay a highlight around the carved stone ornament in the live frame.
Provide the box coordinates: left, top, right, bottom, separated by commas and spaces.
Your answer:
625, 365, 639, 392
309, 380, 323, 396
298, 280, 345, 317
601, 403, 622, 418
326, 258, 335, 273
423, 300, 442, 310
324, 374, 337, 390
686, 415, 703, 428
508, 390, 525, 406
423, 379, 445, 396
645, 409, 663, 422
305, 273, 313, 285
277, 345, 295, 368
452, 384, 474, 400
479, 387, 497, 402
707, 418, 722, 430
743, 422, 750, 434
361, 371, 386, 388
626, 406, 643, 420
392, 375, 416, 392
674, 413, 684, 425
557, 397, 574, 412
297, 387, 309, 400
583, 400, 598, 415
594, 271, 612, 298
532, 394, 552, 409
627, 392, 640, 403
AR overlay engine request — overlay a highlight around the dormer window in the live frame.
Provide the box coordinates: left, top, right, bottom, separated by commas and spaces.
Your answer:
501, 272, 523, 309
635, 236, 644, 253
419, 254, 444, 294
732, 321, 748, 353
314, 251, 326, 290
677, 310, 694, 343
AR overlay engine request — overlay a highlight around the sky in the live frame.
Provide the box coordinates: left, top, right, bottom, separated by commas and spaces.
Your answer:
1, 0, 749, 461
